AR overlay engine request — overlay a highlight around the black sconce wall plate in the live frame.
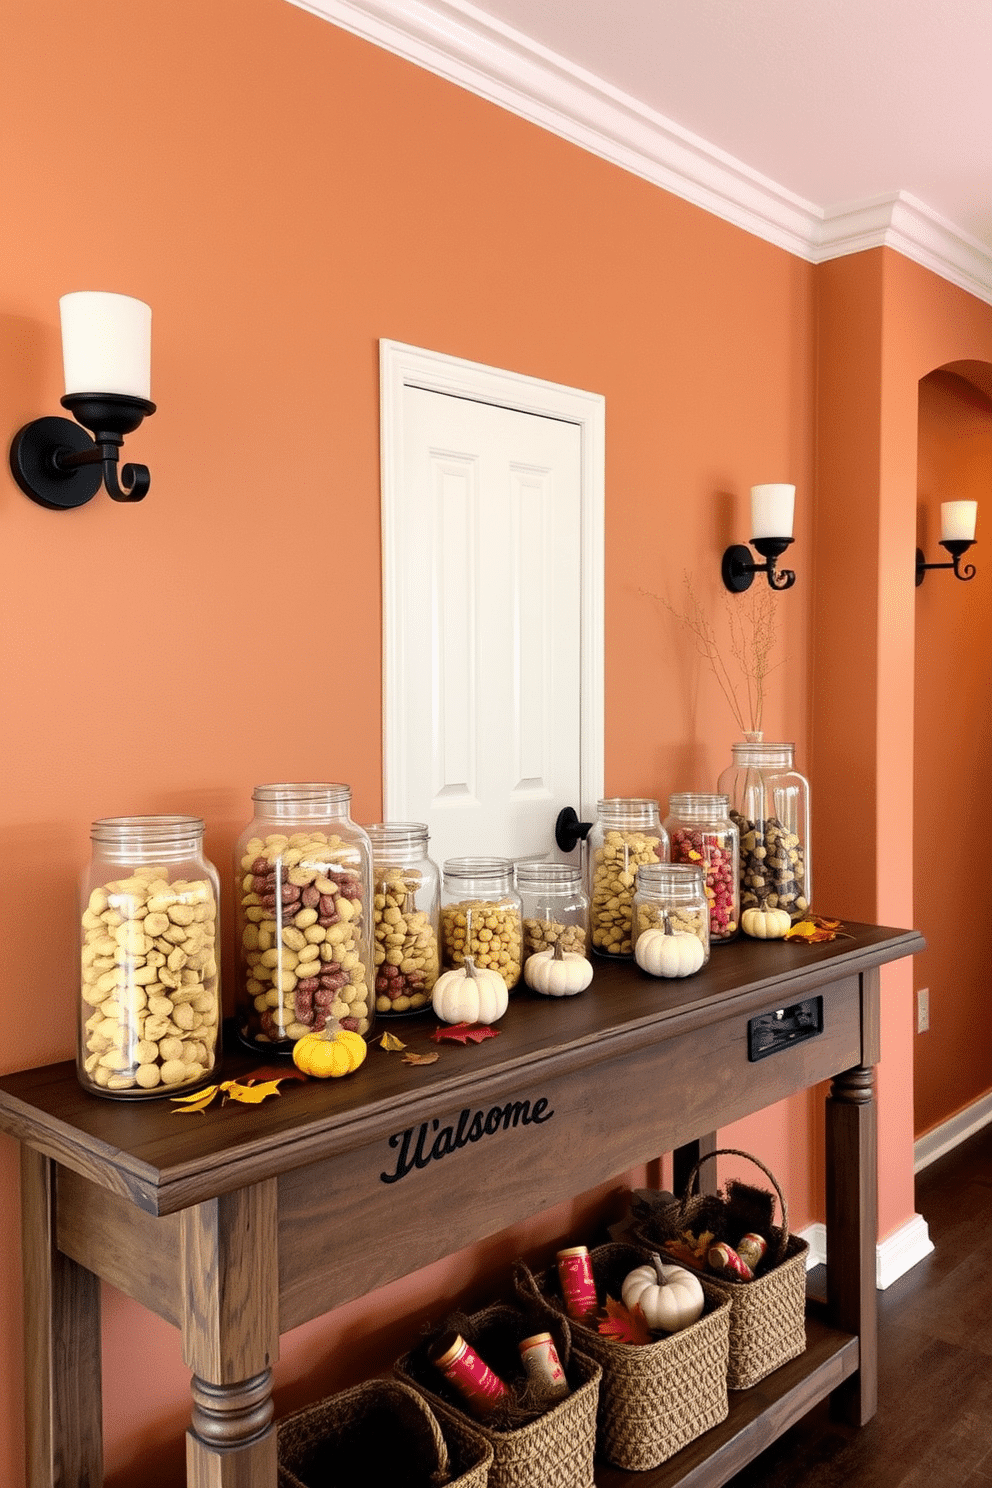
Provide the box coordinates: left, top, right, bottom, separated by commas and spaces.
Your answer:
9, 392, 156, 509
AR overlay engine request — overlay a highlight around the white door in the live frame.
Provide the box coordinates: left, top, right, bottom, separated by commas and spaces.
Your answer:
380, 342, 604, 868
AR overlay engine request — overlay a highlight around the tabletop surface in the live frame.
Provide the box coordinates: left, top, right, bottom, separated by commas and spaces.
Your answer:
0, 921, 923, 1213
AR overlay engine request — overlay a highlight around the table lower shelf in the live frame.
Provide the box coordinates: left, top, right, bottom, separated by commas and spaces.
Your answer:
594, 1314, 859, 1488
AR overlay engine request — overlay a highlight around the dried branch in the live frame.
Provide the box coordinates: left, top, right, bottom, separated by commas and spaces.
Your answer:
662, 577, 783, 734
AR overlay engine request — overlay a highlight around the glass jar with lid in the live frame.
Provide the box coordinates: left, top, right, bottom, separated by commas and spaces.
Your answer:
440, 857, 524, 989
366, 822, 440, 1017
632, 861, 710, 967
663, 792, 740, 943
586, 798, 669, 957
514, 860, 589, 961
717, 738, 811, 923
79, 815, 221, 1099
234, 783, 373, 1051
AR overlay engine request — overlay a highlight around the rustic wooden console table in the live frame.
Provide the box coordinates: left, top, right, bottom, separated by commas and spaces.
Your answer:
0, 921, 922, 1488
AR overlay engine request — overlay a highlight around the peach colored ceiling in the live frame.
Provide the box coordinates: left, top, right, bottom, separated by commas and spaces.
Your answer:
451, 0, 992, 245
313, 0, 992, 253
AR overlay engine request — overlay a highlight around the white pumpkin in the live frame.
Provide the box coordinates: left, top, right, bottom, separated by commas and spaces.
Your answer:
524, 940, 593, 997
621, 1252, 705, 1334
432, 956, 509, 1025
741, 904, 792, 940
634, 926, 705, 978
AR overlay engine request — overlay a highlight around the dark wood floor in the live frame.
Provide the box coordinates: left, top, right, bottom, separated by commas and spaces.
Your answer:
725, 1121, 992, 1487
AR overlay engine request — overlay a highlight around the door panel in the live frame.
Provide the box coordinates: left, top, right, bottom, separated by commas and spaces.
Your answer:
391, 388, 581, 865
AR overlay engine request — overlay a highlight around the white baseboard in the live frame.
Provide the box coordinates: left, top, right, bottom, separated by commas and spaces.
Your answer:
798, 1221, 827, 1270
796, 1213, 934, 1291
914, 1090, 992, 1172
876, 1213, 934, 1288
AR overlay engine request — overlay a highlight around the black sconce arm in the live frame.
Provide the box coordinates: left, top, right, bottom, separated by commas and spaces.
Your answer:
9, 391, 155, 510
721, 536, 796, 593
915, 540, 976, 586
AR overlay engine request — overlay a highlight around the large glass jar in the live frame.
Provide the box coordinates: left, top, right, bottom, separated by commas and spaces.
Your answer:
632, 861, 710, 966
79, 815, 221, 1099
234, 784, 373, 1050
514, 860, 589, 960
440, 857, 524, 990
663, 792, 740, 943
586, 798, 669, 957
366, 822, 440, 1017
717, 739, 811, 923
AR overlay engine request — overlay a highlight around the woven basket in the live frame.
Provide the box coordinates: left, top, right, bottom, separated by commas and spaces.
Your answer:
515, 1242, 731, 1471
395, 1302, 601, 1488
632, 1149, 808, 1390
277, 1376, 493, 1488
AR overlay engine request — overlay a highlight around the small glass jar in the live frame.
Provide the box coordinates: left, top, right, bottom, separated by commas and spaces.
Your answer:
79, 815, 221, 1099
663, 792, 740, 943
440, 857, 524, 989
586, 798, 669, 956
366, 822, 440, 1017
717, 738, 811, 923
234, 784, 373, 1051
632, 861, 710, 965
514, 860, 589, 959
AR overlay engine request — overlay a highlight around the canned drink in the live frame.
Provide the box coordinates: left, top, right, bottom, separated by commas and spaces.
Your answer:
519, 1332, 569, 1399
708, 1242, 754, 1281
431, 1332, 510, 1416
736, 1232, 768, 1270
556, 1245, 598, 1319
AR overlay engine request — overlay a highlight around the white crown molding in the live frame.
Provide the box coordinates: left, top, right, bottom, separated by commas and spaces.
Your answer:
287, 0, 992, 303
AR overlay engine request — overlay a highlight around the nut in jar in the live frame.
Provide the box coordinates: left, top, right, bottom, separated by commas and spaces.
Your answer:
440, 857, 523, 990
235, 784, 373, 1051
587, 798, 669, 957
78, 817, 220, 1099
367, 823, 441, 1017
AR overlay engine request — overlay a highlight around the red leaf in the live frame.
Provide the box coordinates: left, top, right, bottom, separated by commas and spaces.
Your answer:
430, 1023, 501, 1045
597, 1297, 652, 1346
243, 1065, 308, 1084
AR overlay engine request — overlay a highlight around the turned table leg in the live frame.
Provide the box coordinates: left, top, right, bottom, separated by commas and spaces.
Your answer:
20, 1147, 103, 1488
181, 1180, 280, 1488
826, 1060, 878, 1426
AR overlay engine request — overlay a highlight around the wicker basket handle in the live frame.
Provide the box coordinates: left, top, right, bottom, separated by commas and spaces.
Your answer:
676, 1147, 790, 1268
390, 1381, 451, 1483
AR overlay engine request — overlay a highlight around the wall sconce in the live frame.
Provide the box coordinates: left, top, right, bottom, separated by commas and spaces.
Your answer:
9, 292, 155, 509
721, 483, 796, 591
916, 501, 978, 585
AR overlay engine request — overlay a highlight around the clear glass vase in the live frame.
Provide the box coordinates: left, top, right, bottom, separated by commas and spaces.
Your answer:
716, 735, 811, 923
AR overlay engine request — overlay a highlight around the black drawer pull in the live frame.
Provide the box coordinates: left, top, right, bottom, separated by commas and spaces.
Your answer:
748, 997, 823, 1061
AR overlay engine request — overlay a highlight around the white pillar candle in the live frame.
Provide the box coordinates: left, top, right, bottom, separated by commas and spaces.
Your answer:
750, 483, 795, 540
940, 500, 977, 542
60, 292, 152, 400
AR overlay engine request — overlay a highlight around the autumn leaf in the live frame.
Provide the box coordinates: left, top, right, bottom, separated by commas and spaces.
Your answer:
430, 1023, 501, 1045
401, 1051, 440, 1066
170, 1085, 220, 1114
597, 1297, 652, 1346
244, 1065, 307, 1084
223, 1078, 287, 1105
379, 1031, 407, 1051
171, 1075, 296, 1113
784, 914, 852, 944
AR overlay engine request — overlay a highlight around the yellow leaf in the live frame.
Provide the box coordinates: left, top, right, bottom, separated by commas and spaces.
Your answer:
222, 1078, 285, 1105
784, 920, 817, 939
379, 1032, 407, 1051
171, 1086, 220, 1114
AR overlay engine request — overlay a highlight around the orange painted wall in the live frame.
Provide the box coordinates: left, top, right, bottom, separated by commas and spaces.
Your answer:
812, 251, 992, 1240
5, 0, 990, 1483
0, 2, 819, 1483
914, 370, 992, 1135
